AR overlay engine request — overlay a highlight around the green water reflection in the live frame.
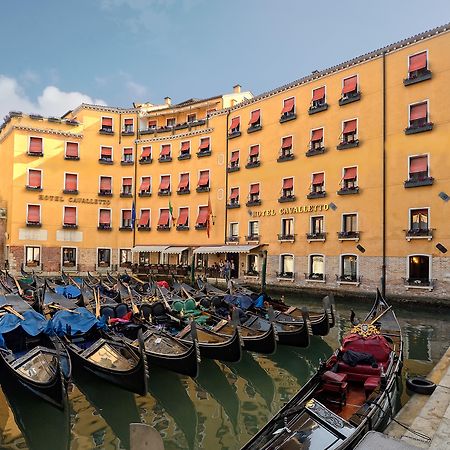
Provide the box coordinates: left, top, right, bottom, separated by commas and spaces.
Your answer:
0, 295, 448, 449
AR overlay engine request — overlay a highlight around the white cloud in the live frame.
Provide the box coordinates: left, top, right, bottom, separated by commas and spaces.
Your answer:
126, 80, 148, 98
0, 75, 106, 119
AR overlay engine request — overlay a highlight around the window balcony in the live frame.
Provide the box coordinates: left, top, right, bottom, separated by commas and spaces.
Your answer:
195, 224, 207, 230
227, 165, 240, 173
137, 225, 151, 231
246, 199, 261, 207
158, 190, 171, 197
403, 69, 432, 86
196, 186, 210, 193
279, 112, 296, 123
307, 190, 326, 199
405, 122, 433, 135
26, 221, 41, 228
177, 188, 190, 195
306, 232, 326, 242
119, 225, 133, 231
63, 189, 78, 195
245, 234, 260, 243
121, 160, 134, 166
337, 140, 359, 150
26, 185, 42, 192
245, 160, 260, 169
98, 190, 112, 197
247, 124, 262, 134
97, 224, 112, 231
277, 233, 295, 242
337, 231, 360, 241
308, 103, 328, 115
404, 176, 434, 188
227, 202, 240, 209
276, 272, 294, 281
138, 191, 151, 197
65, 155, 80, 161
27, 152, 44, 157
305, 273, 326, 282
178, 153, 191, 161
98, 158, 113, 165
158, 156, 172, 163
139, 158, 152, 165
99, 128, 114, 135
139, 127, 157, 135
62, 224, 78, 229
121, 130, 134, 136
176, 225, 189, 231
278, 195, 295, 203
337, 186, 359, 195
228, 130, 241, 139
197, 149, 212, 158
226, 236, 239, 244
305, 147, 326, 157
157, 224, 171, 231
405, 228, 433, 241
339, 91, 361, 106
120, 192, 133, 198
277, 153, 294, 163
403, 277, 435, 291
336, 274, 362, 285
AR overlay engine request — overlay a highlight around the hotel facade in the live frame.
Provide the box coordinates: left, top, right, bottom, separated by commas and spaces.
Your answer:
0, 24, 449, 300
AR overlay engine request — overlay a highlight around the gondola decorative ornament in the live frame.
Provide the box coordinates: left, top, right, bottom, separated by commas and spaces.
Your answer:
350, 323, 380, 338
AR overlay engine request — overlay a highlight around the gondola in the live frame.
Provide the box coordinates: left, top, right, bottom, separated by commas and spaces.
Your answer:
0, 294, 70, 409
241, 290, 403, 450
49, 307, 148, 395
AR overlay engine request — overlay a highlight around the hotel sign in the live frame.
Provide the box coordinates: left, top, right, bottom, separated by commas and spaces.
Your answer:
251, 204, 329, 217
37, 194, 111, 206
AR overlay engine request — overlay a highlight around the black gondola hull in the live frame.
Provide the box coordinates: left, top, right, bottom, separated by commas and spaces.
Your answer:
241, 324, 277, 354
276, 322, 310, 347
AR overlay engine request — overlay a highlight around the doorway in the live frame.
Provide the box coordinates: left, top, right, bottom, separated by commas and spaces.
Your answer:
226, 253, 239, 279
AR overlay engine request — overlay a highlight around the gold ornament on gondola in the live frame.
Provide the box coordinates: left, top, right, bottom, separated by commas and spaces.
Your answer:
350, 323, 380, 338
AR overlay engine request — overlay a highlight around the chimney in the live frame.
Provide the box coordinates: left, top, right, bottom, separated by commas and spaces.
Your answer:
164, 96, 172, 106
233, 84, 241, 94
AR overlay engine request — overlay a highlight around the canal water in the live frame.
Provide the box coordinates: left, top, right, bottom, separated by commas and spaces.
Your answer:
0, 294, 448, 450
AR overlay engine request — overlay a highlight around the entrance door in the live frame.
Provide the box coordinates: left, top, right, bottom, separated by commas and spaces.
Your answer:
227, 253, 239, 279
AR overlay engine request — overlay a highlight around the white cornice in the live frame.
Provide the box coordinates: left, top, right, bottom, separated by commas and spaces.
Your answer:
136, 128, 214, 144
0, 126, 83, 143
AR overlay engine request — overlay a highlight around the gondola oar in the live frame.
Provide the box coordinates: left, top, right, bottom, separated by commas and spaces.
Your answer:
0, 304, 25, 320
13, 276, 24, 296
47, 303, 80, 314
370, 305, 393, 325
94, 287, 101, 318
126, 285, 140, 315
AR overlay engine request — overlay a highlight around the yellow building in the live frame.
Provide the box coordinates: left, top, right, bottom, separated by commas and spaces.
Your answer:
0, 24, 448, 300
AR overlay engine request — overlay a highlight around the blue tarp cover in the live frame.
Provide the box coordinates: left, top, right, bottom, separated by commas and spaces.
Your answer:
55, 285, 81, 299
49, 307, 107, 337
0, 309, 48, 349
222, 294, 254, 310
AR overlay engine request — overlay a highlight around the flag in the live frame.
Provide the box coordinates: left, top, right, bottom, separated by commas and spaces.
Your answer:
131, 201, 136, 227
206, 195, 212, 238
168, 199, 176, 226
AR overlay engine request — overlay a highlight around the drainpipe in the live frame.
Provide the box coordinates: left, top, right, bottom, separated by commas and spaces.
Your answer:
132, 110, 139, 253
224, 110, 230, 245
381, 51, 387, 297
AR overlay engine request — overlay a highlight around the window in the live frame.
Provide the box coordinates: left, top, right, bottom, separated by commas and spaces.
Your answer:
138, 209, 150, 229
123, 118, 134, 133
279, 136, 293, 160
248, 183, 260, 205
281, 178, 294, 200
248, 220, 259, 238
206, 109, 216, 117
157, 209, 170, 229
341, 167, 358, 192
197, 170, 210, 191
98, 209, 111, 229
100, 117, 113, 133
121, 178, 132, 196
408, 255, 431, 285
99, 146, 113, 163
229, 117, 240, 136
248, 109, 261, 130
247, 254, 259, 275
195, 206, 209, 230
196, 253, 208, 269
281, 218, 294, 238
406, 155, 433, 187
309, 255, 325, 280
159, 144, 171, 161
122, 147, 133, 163
311, 216, 324, 234
311, 87, 326, 109
340, 255, 358, 282
247, 144, 260, 167
121, 210, 132, 229
311, 128, 324, 150
166, 118, 176, 127
178, 173, 190, 193
229, 187, 239, 206
311, 173, 325, 194
177, 207, 189, 229
139, 176, 151, 195
408, 208, 430, 237
25, 246, 40, 267
159, 175, 171, 195
28, 137, 43, 156
64, 173, 78, 193
407, 102, 432, 132
99, 176, 112, 195
198, 137, 211, 155
340, 213, 358, 240
340, 75, 359, 104
97, 248, 111, 267
229, 150, 240, 169
180, 141, 190, 158
65, 142, 79, 159
27, 204, 41, 226
62, 247, 77, 268
405, 51, 431, 84
280, 98, 295, 120
229, 222, 239, 239
148, 119, 157, 129
63, 206, 77, 228
340, 119, 358, 146
279, 254, 294, 278
187, 113, 196, 123
27, 169, 42, 190
119, 249, 132, 267
140, 146, 152, 163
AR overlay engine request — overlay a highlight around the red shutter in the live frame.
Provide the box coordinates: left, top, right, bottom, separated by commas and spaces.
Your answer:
199, 137, 210, 150
99, 209, 110, 224
123, 147, 133, 155
124, 118, 133, 125
249, 145, 259, 156
29, 137, 43, 154
178, 208, 189, 226
160, 145, 171, 156
283, 178, 293, 189
282, 136, 293, 149
342, 76, 357, 94
410, 103, 427, 121
230, 150, 239, 162
230, 188, 239, 199
123, 177, 132, 186
178, 173, 189, 189
141, 147, 151, 158
123, 210, 132, 220
230, 117, 240, 130
281, 98, 295, 113
249, 110, 260, 125
101, 146, 112, 156
159, 176, 170, 190
139, 209, 150, 226
312, 173, 324, 185
181, 141, 190, 152
312, 87, 326, 101
250, 183, 259, 194
102, 117, 112, 127
140, 177, 150, 191
343, 119, 357, 134
311, 128, 324, 141
100, 177, 112, 190
27, 205, 40, 222
65, 173, 77, 191
196, 206, 209, 225
158, 209, 170, 226
66, 142, 79, 157
148, 120, 157, 127
409, 52, 427, 72
198, 171, 209, 186
64, 207, 76, 225
343, 167, 357, 180
410, 156, 428, 173
28, 170, 41, 188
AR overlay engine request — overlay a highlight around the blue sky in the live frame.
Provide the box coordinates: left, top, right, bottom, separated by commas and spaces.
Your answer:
1, 0, 449, 117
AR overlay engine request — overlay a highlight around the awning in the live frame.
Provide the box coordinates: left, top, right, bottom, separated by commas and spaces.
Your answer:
139, 209, 150, 226
27, 205, 40, 222
102, 117, 113, 126
178, 173, 189, 189
198, 171, 209, 186
409, 52, 427, 72
132, 245, 168, 253
249, 145, 259, 156
163, 246, 188, 254
250, 183, 259, 194
230, 187, 239, 199
29, 137, 43, 154
410, 103, 427, 120
282, 136, 292, 148
283, 178, 293, 189
122, 177, 132, 186
123, 147, 133, 155
249, 110, 260, 125
66, 142, 78, 157
141, 146, 151, 158
101, 146, 112, 156
140, 177, 151, 191
123, 210, 131, 220
281, 98, 295, 113
343, 119, 357, 134
181, 141, 190, 152
64, 207, 76, 225
193, 245, 260, 254
343, 167, 357, 180
158, 209, 170, 226
311, 128, 323, 141
124, 118, 133, 125
312, 172, 324, 185
100, 177, 111, 190
230, 150, 239, 162
230, 117, 240, 130
159, 176, 170, 190
342, 76, 357, 94
312, 86, 325, 101
160, 144, 171, 156
65, 173, 77, 191
199, 137, 210, 150
410, 156, 427, 173
196, 206, 209, 225
177, 208, 189, 226
99, 209, 110, 224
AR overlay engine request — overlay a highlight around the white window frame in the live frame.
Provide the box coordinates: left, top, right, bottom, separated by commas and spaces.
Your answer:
311, 171, 325, 189
139, 208, 151, 227
341, 74, 359, 94
311, 85, 327, 102
408, 207, 430, 229
187, 113, 197, 123
339, 253, 359, 284
64, 171, 78, 191
341, 118, 359, 139
310, 215, 325, 233
121, 176, 133, 193
62, 205, 78, 226
122, 117, 134, 132
199, 136, 211, 152
101, 116, 114, 131
248, 220, 259, 236
281, 216, 295, 235
160, 143, 172, 158
61, 246, 78, 269
407, 49, 429, 71
282, 97, 296, 114
158, 207, 171, 227
120, 208, 132, 227
279, 253, 295, 279
27, 168, 43, 188
160, 174, 171, 192
97, 247, 112, 269
198, 169, 210, 187
26, 203, 41, 224
406, 254, 432, 288
341, 212, 359, 233
281, 176, 294, 195
408, 99, 430, 126
308, 253, 326, 282
98, 174, 113, 194
64, 141, 79, 158
177, 206, 189, 227
118, 248, 133, 267
140, 176, 152, 193
230, 115, 241, 132
166, 117, 176, 127
249, 109, 261, 127
98, 208, 112, 227
342, 165, 359, 186
122, 146, 134, 162
310, 126, 325, 146
99, 145, 113, 161
24, 245, 42, 268
180, 140, 191, 154
28, 136, 43, 155
229, 222, 239, 237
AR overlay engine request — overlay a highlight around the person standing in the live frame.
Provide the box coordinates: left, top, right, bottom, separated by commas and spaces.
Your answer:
224, 260, 231, 281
